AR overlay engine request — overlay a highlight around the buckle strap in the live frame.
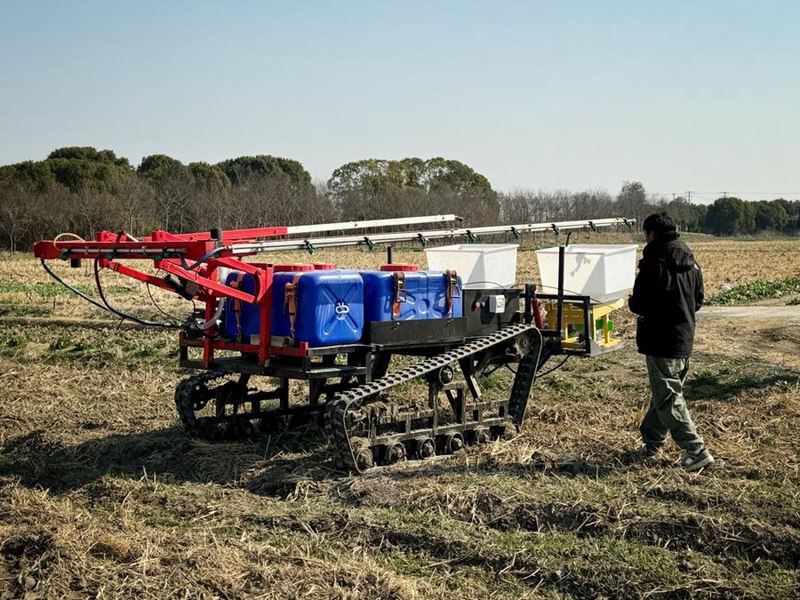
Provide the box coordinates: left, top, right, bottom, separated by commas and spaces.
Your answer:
444, 270, 459, 316
392, 272, 407, 319
230, 271, 247, 342
283, 274, 303, 340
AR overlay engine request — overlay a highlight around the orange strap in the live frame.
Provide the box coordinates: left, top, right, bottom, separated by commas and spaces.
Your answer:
230, 271, 246, 342
392, 272, 407, 319
444, 270, 459, 316
283, 274, 303, 340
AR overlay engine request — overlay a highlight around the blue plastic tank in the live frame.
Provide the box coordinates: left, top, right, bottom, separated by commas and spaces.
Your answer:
223, 271, 261, 343
362, 269, 463, 322
362, 270, 430, 322
427, 270, 464, 318
271, 270, 364, 346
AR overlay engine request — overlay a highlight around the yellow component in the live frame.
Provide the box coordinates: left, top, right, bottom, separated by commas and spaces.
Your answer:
544, 297, 624, 351
53, 232, 85, 248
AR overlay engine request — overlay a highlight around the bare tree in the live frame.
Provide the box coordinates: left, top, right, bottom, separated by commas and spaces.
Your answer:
113, 170, 157, 236
0, 181, 36, 252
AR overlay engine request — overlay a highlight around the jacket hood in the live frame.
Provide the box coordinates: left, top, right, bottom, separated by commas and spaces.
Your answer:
642, 232, 696, 271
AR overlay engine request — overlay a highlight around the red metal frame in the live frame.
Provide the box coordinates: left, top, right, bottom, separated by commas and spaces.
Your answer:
34, 225, 290, 369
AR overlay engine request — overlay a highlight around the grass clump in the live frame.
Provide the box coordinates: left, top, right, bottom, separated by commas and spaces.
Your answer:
706, 277, 800, 305
0, 281, 130, 299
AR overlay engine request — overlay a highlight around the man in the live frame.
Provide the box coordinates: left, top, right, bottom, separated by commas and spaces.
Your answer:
628, 212, 714, 471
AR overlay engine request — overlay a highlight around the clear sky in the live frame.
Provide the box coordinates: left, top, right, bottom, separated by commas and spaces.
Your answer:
1, 1, 798, 202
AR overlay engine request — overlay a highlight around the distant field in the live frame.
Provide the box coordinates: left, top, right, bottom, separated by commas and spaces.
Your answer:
0, 235, 799, 599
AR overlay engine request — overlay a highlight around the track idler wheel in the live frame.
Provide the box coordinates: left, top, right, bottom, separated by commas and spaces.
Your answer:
513, 332, 535, 358
441, 433, 465, 454
427, 365, 455, 386
175, 374, 219, 439
351, 437, 374, 471
386, 442, 407, 465
415, 437, 436, 459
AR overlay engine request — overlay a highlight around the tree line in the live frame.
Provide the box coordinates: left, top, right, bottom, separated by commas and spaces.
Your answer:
0, 147, 798, 252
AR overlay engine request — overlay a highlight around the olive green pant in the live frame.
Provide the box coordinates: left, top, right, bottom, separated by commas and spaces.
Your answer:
640, 355, 704, 453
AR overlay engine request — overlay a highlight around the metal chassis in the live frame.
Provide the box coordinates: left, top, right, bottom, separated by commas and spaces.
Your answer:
173, 284, 565, 436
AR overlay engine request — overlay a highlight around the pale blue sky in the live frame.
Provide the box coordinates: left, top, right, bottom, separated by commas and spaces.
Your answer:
1, 1, 798, 202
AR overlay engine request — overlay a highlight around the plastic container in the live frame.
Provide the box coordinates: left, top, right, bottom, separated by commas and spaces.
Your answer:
223, 272, 261, 343
362, 270, 463, 322
535, 244, 637, 303
428, 271, 463, 319
425, 244, 518, 289
363, 270, 430, 322
271, 270, 364, 346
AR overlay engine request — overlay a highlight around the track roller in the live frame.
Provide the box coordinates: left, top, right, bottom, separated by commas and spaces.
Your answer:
351, 437, 374, 471
441, 432, 465, 454
415, 437, 436, 459
385, 442, 407, 464
427, 365, 455, 386
470, 427, 492, 445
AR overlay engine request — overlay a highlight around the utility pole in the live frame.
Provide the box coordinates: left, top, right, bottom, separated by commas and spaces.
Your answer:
685, 191, 692, 204
721, 191, 727, 199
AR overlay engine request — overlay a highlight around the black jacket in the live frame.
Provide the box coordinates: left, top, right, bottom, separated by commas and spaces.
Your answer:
628, 232, 704, 358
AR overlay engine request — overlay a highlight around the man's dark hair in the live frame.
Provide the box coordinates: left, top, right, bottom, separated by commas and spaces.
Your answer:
642, 212, 677, 237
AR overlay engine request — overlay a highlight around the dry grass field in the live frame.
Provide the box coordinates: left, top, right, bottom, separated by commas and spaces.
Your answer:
0, 233, 799, 599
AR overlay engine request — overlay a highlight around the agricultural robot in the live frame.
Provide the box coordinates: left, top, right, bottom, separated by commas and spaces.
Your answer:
34, 214, 633, 473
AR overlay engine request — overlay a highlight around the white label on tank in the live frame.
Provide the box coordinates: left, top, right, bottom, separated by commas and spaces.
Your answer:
488, 295, 506, 313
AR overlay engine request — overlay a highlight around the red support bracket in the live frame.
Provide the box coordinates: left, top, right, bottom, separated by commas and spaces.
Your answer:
158, 260, 257, 303
101, 259, 174, 292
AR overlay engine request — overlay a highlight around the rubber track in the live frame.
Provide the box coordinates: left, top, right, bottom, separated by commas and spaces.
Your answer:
507, 329, 543, 426
174, 371, 226, 437
324, 323, 537, 473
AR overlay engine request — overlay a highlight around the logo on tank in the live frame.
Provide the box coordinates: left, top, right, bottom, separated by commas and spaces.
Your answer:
334, 301, 350, 319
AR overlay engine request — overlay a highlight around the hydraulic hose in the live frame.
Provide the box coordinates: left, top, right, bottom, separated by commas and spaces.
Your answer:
197, 298, 225, 330
40, 258, 110, 312
93, 257, 181, 329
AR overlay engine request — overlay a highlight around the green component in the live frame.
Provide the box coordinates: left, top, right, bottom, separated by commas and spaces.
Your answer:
571, 319, 615, 335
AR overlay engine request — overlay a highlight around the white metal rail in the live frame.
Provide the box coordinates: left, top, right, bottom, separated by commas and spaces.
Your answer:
285, 214, 460, 235
230, 217, 635, 255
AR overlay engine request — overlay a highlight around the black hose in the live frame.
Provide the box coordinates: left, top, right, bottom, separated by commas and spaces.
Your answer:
40, 258, 109, 312
146, 268, 187, 323
180, 246, 227, 271
537, 355, 570, 377
93, 258, 181, 329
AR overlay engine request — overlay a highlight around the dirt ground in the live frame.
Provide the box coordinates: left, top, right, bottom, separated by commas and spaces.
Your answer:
0, 236, 799, 599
